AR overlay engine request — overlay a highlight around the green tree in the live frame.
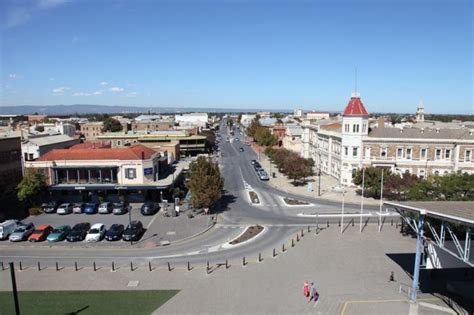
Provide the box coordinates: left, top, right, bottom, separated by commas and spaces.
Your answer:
17, 169, 47, 204
102, 117, 123, 132
186, 156, 224, 210
237, 113, 242, 123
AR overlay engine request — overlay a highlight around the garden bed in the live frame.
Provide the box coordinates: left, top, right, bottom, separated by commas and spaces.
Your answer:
229, 225, 264, 245
249, 191, 260, 204
283, 197, 309, 205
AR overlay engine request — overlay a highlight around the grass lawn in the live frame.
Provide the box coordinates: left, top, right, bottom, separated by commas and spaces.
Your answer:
0, 290, 179, 315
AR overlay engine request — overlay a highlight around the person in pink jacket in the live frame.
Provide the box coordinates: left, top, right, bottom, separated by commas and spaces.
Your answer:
303, 281, 310, 299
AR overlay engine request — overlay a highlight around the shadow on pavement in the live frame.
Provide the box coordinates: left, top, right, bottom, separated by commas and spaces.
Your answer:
211, 191, 236, 214
387, 252, 474, 313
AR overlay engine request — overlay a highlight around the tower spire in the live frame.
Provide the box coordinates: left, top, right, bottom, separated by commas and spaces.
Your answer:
352, 67, 360, 98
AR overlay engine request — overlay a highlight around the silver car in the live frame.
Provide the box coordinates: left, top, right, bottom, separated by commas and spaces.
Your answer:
9, 223, 35, 242
57, 203, 73, 215
98, 202, 113, 214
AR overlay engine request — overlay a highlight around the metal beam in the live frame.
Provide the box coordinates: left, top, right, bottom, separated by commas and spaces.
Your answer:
446, 224, 465, 259
426, 221, 441, 245
411, 210, 425, 302
464, 228, 471, 262
440, 222, 445, 247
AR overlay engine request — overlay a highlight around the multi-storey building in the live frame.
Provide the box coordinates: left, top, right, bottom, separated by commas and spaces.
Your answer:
302, 93, 474, 186
0, 135, 23, 199
80, 122, 104, 140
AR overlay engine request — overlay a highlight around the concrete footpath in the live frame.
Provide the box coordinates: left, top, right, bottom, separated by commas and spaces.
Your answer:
0, 225, 450, 314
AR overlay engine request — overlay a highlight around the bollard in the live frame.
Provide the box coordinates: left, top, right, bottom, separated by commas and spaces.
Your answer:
308, 225, 310, 232
391, 219, 393, 226
148, 261, 152, 272
75, 261, 78, 271
206, 260, 210, 274
258, 252, 262, 262
37, 261, 41, 271
327, 221, 329, 228
301, 229, 304, 237
93, 261, 96, 271
112, 261, 115, 272
130, 261, 134, 271
282, 244, 285, 252
1, 261, 4, 271
56, 262, 59, 271
242, 256, 246, 266
187, 261, 191, 271
19, 261, 22, 271
167, 262, 171, 271
352, 219, 354, 227
338, 220, 341, 227
297, 234, 300, 242
273, 248, 276, 257
292, 239, 295, 247
225, 259, 229, 269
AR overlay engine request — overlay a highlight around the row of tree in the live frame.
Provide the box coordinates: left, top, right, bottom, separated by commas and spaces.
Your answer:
186, 156, 224, 210
265, 148, 315, 184
352, 167, 474, 201
247, 119, 278, 146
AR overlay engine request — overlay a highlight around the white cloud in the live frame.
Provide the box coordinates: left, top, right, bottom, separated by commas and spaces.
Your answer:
4, 0, 69, 29
93, 90, 103, 95
125, 92, 139, 97
72, 92, 92, 97
52, 86, 70, 95
100, 81, 108, 86
49, 78, 55, 81
8, 74, 22, 79
109, 87, 124, 92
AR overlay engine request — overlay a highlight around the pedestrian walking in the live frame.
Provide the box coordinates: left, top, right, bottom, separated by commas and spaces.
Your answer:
308, 283, 317, 303
303, 281, 310, 298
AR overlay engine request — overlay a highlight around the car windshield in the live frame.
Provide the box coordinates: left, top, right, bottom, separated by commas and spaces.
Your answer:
110, 226, 121, 231
32, 229, 43, 234
13, 227, 26, 232
89, 229, 99, 234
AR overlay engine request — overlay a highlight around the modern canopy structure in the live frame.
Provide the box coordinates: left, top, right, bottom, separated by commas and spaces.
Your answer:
384, 201, 474, 303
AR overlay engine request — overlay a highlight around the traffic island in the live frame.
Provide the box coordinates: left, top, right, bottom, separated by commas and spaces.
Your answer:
282, 197, 309, 206
229, 225, 264, 245
248, 191, 260, 204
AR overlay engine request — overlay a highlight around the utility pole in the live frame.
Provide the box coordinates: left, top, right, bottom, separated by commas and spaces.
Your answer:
359, 167, 365, 232
9, 262, 20, 315
378, 169, 384, 232
318, 152, 322, 196
341, 187, 345, 234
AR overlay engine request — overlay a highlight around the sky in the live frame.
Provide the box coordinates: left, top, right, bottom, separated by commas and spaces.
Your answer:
0, 0, 472, 114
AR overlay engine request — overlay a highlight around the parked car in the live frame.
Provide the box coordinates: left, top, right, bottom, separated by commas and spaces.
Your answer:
72, 203, 85, 214
9, 222, 34, 242
140, 202, 159, 215
41, 201, 58, 214
123, 221, 145, 242
239, 147, 244, 152
84, 203, 99, 214
254, 162, 262, 171
112, 202, 130, 215
28, 224, 53, 242
258, 169, 269, 181
66, 223, 91, 242
0, 220, 17, 240
104, 224, 124, 241
85, 223, 106, 242
98, 202, 113, 214
47, 225, 71, 242
251, 159, 257, 165
57, 203, 73, 215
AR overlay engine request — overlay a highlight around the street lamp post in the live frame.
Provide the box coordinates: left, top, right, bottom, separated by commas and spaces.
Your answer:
317, 152, 322, 197
341, 187, 345, 234
378, 169, 384, 232
359, 167, 365, 233
128, 203, 133, 246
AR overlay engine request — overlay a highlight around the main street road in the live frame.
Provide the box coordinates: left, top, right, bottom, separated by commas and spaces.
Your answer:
0, 120, 398, 266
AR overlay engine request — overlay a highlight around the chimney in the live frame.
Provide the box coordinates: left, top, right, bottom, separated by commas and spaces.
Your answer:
141, 151, 145, 160
378, 117, 385, 129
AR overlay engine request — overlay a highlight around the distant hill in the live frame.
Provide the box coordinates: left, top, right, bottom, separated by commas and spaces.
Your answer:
0, 105, 292, 115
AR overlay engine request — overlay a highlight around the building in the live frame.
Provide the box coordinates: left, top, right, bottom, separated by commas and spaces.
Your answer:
306, 112, 330, 121
302, 93, 474, 186
27, 115, 47, 123
293, 109, 303, 118
28, 121, 76, 137
0, 135, 23, 204
80, 122, 104, 140
25, 144, 169, 200
22, 134, 80, 162
97, 130, 206, 158
282, 124, 303, 153
174, 113, 208, 128
415, 99, 425, 122
131, 120, 174, 132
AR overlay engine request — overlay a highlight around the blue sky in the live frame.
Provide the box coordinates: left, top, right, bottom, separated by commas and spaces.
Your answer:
1, 0, 472, 114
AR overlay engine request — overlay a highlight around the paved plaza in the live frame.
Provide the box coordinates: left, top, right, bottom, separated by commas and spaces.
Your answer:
0, 224, 452, 314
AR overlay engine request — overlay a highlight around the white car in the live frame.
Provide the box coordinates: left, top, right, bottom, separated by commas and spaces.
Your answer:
85, 223, 106, 242
56, 203, 73, 215
98, 202, 113, 214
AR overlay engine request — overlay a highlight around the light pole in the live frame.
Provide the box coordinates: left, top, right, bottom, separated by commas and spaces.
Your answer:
359, 167, 365, 233
378, 169, 384, 232
341, 187, 345, 234
128, 202, 133, 245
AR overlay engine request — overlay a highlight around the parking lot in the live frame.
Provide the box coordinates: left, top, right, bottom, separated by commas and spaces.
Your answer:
0, 202, 212, 248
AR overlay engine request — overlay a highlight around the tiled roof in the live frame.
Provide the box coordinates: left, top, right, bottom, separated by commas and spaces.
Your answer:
320, 122, 342, 130
37, 144, 158, 161
343, 95, 369, 116
70, 142, 110, 149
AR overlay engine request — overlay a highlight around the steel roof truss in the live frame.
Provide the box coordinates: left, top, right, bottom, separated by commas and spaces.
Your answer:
446, 224, 465, 260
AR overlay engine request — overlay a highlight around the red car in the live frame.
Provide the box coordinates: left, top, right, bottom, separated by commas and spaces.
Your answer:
28, 224, 53, 242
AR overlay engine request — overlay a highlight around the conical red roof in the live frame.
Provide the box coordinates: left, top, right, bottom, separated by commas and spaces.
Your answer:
343, 93, 368, 116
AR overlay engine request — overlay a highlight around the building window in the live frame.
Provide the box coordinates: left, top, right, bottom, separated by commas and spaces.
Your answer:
117, 140, 121, 146
353, 147, 358, 157
418, 169, 425, 179
345, 124, 350, 133
362, 123, 367, 133
125, 168, 136, 179
380, 147, 387, 158
444, 149, 451, 159
420, 148, 427, 160
435, 149, 442, 160
434, 170, 440, 176
397, 148, 404, 158
344, 146, 349, 156
353, 124, 359, 133
406, 148, 412, 160
465, 150, 472, 162
365, 147, 371, 158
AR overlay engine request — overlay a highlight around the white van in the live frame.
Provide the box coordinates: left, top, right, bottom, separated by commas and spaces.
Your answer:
0, 220, 17, 240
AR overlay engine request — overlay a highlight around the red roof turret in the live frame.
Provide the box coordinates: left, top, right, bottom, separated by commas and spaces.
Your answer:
343, 93, 369, 116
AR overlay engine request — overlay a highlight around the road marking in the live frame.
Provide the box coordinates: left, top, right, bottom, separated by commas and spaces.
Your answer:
339, 298, 438, 315
146, 213, 159, 229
